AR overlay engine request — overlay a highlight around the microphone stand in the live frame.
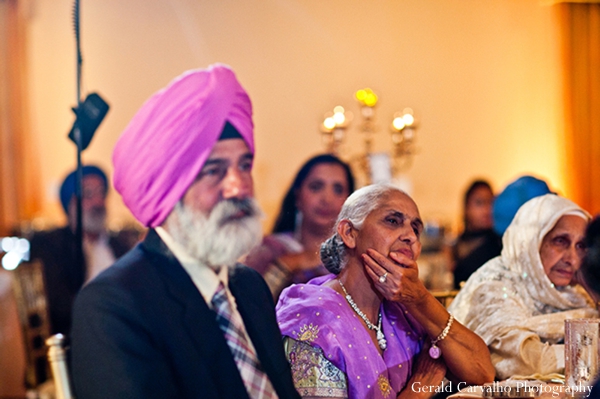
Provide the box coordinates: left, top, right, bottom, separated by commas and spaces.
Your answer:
72, 0, 84, 286
68, 1, 109, 287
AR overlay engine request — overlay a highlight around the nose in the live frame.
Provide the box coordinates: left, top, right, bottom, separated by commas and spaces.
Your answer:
320, 187, 336, 205
83, 192, 106, 210
483, 205, 493, 218
564, 244, 581, 270
91, 195, 105, 207
222, 167, 252, 200
400, 222, 418, 245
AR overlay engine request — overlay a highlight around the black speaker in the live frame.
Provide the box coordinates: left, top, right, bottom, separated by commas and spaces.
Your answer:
68, 92, 109, 151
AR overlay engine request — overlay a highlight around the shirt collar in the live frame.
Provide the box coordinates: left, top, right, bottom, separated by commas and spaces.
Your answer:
155, 226, 228, 305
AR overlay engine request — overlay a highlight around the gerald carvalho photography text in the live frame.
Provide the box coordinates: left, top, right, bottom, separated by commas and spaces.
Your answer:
411, 380, 595, 398
482, 380, 594, 398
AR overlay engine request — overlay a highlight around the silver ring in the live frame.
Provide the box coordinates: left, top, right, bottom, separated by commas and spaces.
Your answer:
379, 272, 388, 283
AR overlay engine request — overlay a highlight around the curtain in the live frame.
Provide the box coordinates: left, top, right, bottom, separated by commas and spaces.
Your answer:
0, 0, 41, 236
556, 2, 600, 216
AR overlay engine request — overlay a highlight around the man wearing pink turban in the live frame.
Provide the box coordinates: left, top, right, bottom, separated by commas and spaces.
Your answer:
70, 64, 300, 399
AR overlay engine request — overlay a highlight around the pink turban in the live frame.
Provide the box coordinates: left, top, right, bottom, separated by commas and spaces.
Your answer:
112, 64, 254, 227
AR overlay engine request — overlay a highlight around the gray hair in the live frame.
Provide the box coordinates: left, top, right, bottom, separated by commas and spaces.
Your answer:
320, 183, 409, 274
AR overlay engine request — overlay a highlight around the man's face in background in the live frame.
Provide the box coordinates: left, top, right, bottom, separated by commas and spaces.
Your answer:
69, 174, 107, 236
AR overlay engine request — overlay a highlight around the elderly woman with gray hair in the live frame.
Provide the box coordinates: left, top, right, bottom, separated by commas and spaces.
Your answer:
276, 184, 494, 399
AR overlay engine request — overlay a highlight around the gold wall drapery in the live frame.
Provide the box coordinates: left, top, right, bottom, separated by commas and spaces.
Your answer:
0, 0, 41, 236
557, 2, 600, 216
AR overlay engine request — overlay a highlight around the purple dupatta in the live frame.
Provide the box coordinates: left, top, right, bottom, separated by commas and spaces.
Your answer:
276, 274, 426, 399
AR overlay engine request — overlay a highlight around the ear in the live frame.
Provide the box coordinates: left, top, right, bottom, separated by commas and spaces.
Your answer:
337, 219, 357, 249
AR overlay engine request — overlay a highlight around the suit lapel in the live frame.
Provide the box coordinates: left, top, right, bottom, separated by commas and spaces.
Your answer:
141, 230, 249, 398
229, 266, 282, 378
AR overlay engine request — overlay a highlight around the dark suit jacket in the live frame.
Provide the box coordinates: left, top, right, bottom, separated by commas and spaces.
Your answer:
29, 226, 134, 335
71, 229, 300, 399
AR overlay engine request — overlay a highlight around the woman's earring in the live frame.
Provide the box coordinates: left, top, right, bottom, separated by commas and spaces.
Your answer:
294, 211, 303, 241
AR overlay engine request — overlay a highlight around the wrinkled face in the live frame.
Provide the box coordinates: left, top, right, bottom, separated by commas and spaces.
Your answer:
465, 186, 494, 231
296, 163, 350, 231
540, 214, 587, 287
182, 138, 254, 217
351, 191, 423, 262
168, 138, 262, 267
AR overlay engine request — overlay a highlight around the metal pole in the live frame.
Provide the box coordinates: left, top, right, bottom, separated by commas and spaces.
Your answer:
73, 0, 84, 278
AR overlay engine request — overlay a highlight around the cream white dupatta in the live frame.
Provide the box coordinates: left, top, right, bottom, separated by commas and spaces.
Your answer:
449, 194, 596, 379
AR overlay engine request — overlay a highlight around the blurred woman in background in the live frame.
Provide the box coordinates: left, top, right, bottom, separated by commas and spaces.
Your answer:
244, 154, 355, 299
451, 179, 502, 289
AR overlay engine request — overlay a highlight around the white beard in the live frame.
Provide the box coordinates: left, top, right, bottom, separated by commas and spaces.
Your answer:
166, 198, 263, 269
69, 204, 107, 235
83, 206, 107, 235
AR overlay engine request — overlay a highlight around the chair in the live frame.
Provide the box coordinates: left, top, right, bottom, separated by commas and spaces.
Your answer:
11, 259, 52, 388
46, 334, 74, 399
0, 269, 27, 398
430, 289, 459, 308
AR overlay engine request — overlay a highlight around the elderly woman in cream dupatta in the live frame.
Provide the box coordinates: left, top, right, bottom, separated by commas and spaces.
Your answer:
449, 194, 597, 379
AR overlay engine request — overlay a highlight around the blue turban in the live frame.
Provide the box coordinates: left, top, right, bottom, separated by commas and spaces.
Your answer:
59, 165, 108, 214
493, 175, 552, 235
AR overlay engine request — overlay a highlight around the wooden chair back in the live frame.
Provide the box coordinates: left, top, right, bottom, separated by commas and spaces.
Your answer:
11, 259, 51, 388
431, 289, 460, 308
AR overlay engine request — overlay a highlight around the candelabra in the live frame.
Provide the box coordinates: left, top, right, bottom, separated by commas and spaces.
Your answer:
390, 107, 417, 172
321, 106, 352, 156
320, 88, 418, 184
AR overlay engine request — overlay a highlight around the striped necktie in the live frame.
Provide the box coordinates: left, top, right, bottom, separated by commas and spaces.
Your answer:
211, 282, 278, 399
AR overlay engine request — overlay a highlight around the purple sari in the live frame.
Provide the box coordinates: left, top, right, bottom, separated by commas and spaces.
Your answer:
276, 274, 426, 399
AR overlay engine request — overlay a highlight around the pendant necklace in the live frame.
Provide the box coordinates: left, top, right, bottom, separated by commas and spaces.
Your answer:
338, 279, 387, 351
